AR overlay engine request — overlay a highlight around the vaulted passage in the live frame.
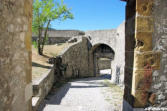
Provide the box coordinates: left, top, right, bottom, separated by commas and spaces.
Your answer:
91, 44, 115, 77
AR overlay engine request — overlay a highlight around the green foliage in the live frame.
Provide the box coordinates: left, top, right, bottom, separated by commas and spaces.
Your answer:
32, 0, 74, 34
32, 41, 38, 49
32, 0, 74, 55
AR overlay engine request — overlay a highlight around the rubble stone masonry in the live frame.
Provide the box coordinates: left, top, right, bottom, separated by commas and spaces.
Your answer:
123, 0, 167, 110
0, 0, 33, 111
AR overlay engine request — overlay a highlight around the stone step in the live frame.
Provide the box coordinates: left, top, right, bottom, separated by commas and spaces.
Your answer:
32, 97, 41, 111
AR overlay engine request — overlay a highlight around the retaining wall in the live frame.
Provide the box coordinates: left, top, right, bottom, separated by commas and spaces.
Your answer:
32, 65, 55, 111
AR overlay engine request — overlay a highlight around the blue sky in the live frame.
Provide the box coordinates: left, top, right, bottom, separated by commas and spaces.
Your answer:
51, 0, 126, 31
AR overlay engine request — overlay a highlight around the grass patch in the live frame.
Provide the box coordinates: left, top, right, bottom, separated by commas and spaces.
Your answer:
103, 80, 123, 93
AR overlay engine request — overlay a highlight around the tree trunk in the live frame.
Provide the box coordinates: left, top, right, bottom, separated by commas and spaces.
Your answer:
41, 20, 51, 54
38, 27, 43, 55
36, 9, 43, 55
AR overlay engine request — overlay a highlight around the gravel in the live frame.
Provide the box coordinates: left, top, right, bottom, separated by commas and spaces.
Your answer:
38, 75, 123, 111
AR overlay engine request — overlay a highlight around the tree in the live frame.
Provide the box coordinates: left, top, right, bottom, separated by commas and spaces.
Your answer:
32, 0, 73, 55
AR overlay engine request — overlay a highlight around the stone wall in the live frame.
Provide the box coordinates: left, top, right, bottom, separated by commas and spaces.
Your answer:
86, 30, 117, 78
32, 30, 85, 44
60, 37, 92, 78
58, 26, 125, 85
111, 22, 125, 85
59, 36, 115, 78
0, 0, 32, 111
85, 30, 117, 50
151, 0, 167, 107
123, 0, 167, 110
32, 65, 55, 111
98, 59, 111, 70
86, 25, 125, 85
32, 30, 85, 38
32, 37, 71, 44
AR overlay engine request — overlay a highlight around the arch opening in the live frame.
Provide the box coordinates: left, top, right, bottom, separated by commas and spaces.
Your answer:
91, 44, 115, 78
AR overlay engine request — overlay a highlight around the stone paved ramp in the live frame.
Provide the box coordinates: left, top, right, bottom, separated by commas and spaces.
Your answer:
38, 75, 123, 111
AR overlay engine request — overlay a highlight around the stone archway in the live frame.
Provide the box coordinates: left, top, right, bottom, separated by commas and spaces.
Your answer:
91, 43, 115, 77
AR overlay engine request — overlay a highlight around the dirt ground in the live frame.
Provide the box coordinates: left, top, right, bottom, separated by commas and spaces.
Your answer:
32, 43, 74, 80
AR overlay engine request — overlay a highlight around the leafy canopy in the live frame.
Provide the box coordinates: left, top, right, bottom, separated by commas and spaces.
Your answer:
32, 0, 74, 33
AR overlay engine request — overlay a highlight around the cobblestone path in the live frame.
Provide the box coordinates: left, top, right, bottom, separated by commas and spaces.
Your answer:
39, 75, 123, 111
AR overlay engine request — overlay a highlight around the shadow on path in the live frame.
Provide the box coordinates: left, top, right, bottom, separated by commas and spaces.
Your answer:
38, 82, 71, 111
38, 74, 111, 111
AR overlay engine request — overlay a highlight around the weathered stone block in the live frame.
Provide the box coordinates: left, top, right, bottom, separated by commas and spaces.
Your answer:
132, 70, 152, 92
158, 93, 166, 100
136, 17, 153, 32
160, 75, 167, 82
136, 0, 153, 16
134, 51, 161, 70
152, 70, 159, 77
132, 51, 161, 107
161, 100, 167, 107
133, 90, 148, 107
153, 83, 162, 89
135, 32, 152, 51
149, 93, 156, 104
